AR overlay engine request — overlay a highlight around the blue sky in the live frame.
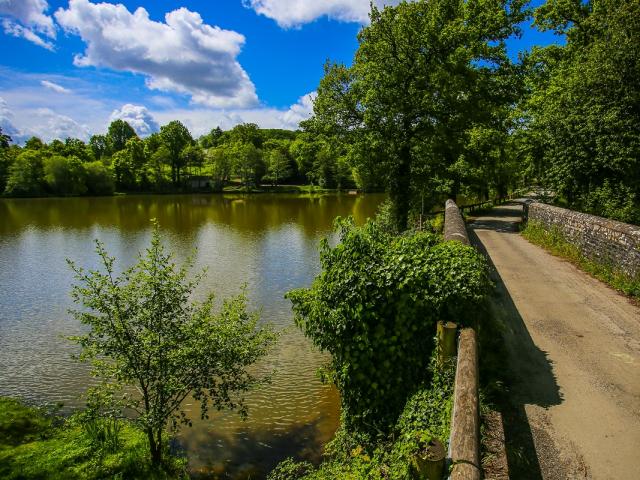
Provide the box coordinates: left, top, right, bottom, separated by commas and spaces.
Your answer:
0, 0, 561, 143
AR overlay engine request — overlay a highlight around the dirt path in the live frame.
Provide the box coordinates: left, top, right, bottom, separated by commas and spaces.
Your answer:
469, 202, 640, 479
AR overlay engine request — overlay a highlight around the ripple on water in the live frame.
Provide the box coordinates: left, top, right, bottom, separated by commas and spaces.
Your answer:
0, 194, 385, 478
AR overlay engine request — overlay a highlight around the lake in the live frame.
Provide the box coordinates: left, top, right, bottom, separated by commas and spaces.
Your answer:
0, 192, 385, 478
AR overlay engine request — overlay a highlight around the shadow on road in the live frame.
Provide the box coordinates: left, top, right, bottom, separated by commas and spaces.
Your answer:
468, 204, 562, 479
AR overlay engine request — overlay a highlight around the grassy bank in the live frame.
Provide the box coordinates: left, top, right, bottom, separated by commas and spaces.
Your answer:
521, 221, 640, 300
0, 397, 186, 479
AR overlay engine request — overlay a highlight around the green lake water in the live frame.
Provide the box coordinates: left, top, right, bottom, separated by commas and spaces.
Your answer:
0, 192, 385, 478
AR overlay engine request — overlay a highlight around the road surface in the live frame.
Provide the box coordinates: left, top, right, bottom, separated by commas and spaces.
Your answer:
469, 202, 640, 479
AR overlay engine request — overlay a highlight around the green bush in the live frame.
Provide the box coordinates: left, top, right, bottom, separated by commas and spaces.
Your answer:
268, 358, 456, 480
287, 217, 489, 434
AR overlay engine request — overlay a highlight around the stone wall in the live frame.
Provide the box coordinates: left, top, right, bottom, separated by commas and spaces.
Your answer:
524, 201, 640, 278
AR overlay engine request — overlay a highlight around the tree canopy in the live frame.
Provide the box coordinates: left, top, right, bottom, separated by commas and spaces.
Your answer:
305, 0, 526, 230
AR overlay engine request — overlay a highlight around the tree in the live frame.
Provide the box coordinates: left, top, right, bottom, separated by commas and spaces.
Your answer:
159, 121, 192, 185
200, 126, 224, 148
289, 134, 318, 183
0, 126, 14, 192
89, 134, 109, 160
4, 150, 44, 196
111, 150, 134, 190
264, 149, 292, 186
68, 223, 277, 466
232, 142, 265, 187
148, 145, 170, 191
228, 123, 262, 148
24, 136, 45, 150
263, 140, 293, 186
43, 155, 88, 195
0, 126, 10, 149
181, 144, 204, 177
106, 120, 137, 155
307, 0, 525, 230
64, 138, 93, 163
126, 137, 147, 188
519, 0, 640, 223
84, 161, 115, 195
206, 146, 232, 189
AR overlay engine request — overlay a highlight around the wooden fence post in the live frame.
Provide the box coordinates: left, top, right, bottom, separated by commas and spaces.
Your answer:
437, 321, 457, 368
413, 438, 446, 480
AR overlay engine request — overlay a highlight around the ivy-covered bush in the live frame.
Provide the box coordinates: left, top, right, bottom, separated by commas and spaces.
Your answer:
286, 217, 489, 433
268, 358, 456, 480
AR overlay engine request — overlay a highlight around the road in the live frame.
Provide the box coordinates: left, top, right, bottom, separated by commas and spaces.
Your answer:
469, 202, 640, 479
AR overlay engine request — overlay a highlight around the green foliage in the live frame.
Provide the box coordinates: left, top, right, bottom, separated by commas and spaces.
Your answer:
84, 161, 115, 195
4, 149, 44, 196
519, 0, 640, 221
268, 357, 456, 480
43, 155, 88, 195
287, 218, 489, 433
306, 0, 526, 230
67, 222, 277, 465
160, 120, 193, 185
106, 120, 137, 155
231, 141, 265, 187
522, 221, 640, 299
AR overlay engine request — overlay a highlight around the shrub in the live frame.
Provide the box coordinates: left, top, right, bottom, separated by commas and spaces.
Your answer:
286, 217, 489, 434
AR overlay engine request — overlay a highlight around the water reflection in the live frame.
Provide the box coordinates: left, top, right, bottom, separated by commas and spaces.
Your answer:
0, 193, 384, 478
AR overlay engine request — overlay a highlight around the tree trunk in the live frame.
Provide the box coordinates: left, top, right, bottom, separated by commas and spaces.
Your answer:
389, 144, 411, 231
146, 427, 163, 466
147, 428, 162, 466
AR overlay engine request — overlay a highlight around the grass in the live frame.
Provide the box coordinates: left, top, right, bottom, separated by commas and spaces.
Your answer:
521, 221, 640, 300
0, 396, 187, 479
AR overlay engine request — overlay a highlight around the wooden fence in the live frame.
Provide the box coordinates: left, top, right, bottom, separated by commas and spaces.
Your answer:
443, 199, 481, 480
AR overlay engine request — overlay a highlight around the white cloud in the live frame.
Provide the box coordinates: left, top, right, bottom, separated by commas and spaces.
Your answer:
0, 96, 24, 142
109, 104, 159, 137
151, 93, 316, 137
29, 108, 90, 141
55, 0, 258, 108
0, 0, 55, 49
245, 0, 402, 28
0, 96, 90, 144
280, 91, 315, 129
41, 80, 71, 94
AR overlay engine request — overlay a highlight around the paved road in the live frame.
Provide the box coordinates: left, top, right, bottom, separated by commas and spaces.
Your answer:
469, 203, 640, 479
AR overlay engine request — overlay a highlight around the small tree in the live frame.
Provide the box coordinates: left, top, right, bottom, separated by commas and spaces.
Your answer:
68, 223, 277, 466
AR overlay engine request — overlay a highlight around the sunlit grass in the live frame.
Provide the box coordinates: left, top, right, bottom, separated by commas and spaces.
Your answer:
521, 221, 640, 300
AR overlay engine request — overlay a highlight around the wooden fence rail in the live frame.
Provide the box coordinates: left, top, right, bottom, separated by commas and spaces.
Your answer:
443, 199, 481, 480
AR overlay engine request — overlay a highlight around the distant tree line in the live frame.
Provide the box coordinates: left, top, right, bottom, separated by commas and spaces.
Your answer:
1, 1, 637, 226
0, 120, 356, 197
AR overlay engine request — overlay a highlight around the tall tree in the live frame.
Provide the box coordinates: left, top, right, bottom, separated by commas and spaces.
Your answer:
89, 134, 109, 160
43, 155, 87, 195
159, 121, 192, 186
4, 150, 45, 196
106, 120, 137, 155
307, 0, 525, 230
232, 142, 264, 187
